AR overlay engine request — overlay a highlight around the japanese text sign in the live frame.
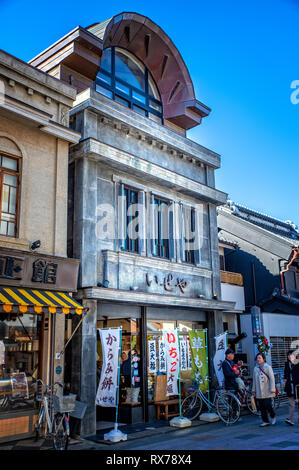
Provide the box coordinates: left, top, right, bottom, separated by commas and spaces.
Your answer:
163, 329, 180, 396
96, 328, 120, 407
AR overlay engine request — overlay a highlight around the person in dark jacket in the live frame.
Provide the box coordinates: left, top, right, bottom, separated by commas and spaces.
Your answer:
222, 348, 240, 392
284, 350, 299, 425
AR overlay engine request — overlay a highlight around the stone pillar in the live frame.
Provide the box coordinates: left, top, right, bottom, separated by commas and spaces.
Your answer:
207, 310, 223, 384
208, 204, 222, 299
71, 298, 97, 437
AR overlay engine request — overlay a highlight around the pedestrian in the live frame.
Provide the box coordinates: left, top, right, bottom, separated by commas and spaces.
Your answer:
222, 348, 240, 393
252, 352, 276, 427
283, 350, 299, 425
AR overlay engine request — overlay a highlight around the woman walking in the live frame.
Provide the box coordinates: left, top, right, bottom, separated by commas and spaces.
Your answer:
252, 352, 276, 427
284, 350, 299, 425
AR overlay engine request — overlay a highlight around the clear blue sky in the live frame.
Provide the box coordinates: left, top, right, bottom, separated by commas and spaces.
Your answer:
1, 0, 298, 227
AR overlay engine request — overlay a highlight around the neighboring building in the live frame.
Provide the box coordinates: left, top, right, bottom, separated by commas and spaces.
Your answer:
30, 12, 234, 436
218, 236, 245, 356
0, 49, 82, 442
217, 201, 299, 381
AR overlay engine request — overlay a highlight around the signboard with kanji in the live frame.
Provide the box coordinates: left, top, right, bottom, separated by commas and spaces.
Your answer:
96, 328, 120, 407
163, 329, 180, 396
189, 330, 208, 392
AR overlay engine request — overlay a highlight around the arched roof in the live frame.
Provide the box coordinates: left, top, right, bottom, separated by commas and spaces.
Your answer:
87, 12, 210, 130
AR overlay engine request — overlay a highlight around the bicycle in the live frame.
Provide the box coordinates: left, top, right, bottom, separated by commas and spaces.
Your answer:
35, 379, 76, 450
182, 379, 241, 425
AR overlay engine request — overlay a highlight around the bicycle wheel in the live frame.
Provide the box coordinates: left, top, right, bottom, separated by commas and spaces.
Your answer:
52, 413, 69, 450
182, 392, 203, 420
216, 391, 240, 425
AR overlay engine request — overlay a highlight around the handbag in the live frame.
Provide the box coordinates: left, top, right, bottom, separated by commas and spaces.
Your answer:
250, 395, 257, 412
258, 366, 279, 396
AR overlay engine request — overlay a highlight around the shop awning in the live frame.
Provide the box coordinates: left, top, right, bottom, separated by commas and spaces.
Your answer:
0, 287, 84, 315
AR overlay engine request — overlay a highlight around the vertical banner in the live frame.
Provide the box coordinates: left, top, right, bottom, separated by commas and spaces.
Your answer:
187, 339, 192, 370
213, 332, 227, 388
163, 330, 180, 396
158, 339, 166, 372
148, 340, 157, 373
189, 330, 208, 392
179, 339, 188, 371
96, 328, 120, 407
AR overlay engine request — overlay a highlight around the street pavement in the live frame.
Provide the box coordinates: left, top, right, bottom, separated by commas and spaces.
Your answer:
70, 405, 299, 451
1, 404, 299, 451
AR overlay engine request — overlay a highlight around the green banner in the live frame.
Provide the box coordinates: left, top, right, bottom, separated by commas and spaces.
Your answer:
189, 330, 208, 392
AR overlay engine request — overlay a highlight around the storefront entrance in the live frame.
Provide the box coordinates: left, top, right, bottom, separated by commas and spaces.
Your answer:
96, 315, 207, 425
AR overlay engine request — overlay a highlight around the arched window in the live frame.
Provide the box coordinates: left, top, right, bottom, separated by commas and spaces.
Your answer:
95, 47, 163, 123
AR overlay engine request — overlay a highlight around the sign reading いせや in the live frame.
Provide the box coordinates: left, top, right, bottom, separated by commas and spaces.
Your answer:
96, 328, 121, 407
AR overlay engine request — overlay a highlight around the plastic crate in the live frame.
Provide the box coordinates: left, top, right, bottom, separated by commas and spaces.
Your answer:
53, 393, 77, 413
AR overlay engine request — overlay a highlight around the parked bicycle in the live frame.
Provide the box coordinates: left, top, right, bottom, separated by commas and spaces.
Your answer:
35, 379, 76, 450
182, 378, 241, 425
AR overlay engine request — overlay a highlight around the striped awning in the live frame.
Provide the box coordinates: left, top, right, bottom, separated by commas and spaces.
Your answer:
0, 287, 84, 315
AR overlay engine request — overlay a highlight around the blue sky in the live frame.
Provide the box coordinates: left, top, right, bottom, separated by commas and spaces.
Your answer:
1, 0, 298, 227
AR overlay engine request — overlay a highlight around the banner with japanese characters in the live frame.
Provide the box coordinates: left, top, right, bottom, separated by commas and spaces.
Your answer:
148, 340, 157, 373
158, 339, 166, 372
96, 328, 120, 407
179, 339, 188, 371
213, 332, 227, 388
189, 330, 208, 392
187, 339, 192, 369
163, 329, 180, 396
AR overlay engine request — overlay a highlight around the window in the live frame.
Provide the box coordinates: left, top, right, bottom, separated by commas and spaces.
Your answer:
0, 154, 19, 237
95, 47, 163, 123
122, 187, 139, 253
152, 197, 170, 259
183, 207, 196, 264
0, 313, 42, 413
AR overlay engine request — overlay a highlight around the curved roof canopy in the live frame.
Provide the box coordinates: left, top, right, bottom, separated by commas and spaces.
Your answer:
87, 12, 210, 130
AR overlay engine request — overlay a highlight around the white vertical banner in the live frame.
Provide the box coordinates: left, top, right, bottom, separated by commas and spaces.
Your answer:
187, 339, 192, 369
148, 340, 157, 373
158, 339, 167, 372
163, 329, 180, 396
0, 340, 5, 364
213, 332, 227, 388
96, 328, 120, 407
180, 339, 188, 371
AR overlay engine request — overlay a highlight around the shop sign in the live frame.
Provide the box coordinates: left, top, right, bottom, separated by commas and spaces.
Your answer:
148, 340, 157, 373
163, 329, 180, 396
187, 339, 192, 370
213, 332, 227, 388
96, 328, 120, 407
158, 339, 166, 372
0, 248, 79, 292
146, 273, 188, 294
179, 339, 188, 371
189, 330, 208, 392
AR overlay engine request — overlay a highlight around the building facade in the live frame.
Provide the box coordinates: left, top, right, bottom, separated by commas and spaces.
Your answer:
31, 12, 234, 436
0, 49, 82, 442
217, 201, 299, 384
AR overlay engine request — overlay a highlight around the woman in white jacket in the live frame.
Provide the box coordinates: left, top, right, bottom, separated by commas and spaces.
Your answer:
252, 352, 276, 427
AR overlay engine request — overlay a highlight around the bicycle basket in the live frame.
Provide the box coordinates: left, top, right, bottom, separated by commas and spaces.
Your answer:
53, 394, 77, 413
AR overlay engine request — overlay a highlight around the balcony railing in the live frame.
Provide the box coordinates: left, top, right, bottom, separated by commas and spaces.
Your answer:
220, 270, 243, 286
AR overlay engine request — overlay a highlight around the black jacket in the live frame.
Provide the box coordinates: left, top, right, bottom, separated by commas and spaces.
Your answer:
222, 359, 238, 391
284, 361, 299, 397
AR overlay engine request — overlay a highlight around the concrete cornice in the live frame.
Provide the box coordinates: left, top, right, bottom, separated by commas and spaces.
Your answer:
71, 88, 221, 169
70, 138, 227, 205
76, 286, 235, 311
102, 249, 212, 278
0, 49, 77, 104
0, 95, 81, 144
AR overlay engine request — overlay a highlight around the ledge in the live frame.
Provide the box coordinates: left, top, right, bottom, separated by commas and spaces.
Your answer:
70, 138, 227, 205
76, 286, 235, 311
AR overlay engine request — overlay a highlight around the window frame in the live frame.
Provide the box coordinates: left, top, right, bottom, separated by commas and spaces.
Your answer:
152, 196, 171, 260
121, 185, 140, 254
95, 47, 163, 123
183, 206, 196, 265
0, 152, 20, 238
